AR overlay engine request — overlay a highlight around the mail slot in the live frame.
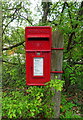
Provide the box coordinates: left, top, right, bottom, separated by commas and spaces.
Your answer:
28, 37, 49, 41
25, 26, 52, 86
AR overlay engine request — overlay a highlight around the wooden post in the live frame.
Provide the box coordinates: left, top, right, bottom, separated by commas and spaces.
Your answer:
51, 30, 64, 118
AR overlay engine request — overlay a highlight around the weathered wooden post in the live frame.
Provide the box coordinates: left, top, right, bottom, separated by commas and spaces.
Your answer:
51, 30, 64, 118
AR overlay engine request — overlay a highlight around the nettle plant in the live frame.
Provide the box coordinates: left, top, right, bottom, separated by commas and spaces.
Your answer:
2, 77, 64, 119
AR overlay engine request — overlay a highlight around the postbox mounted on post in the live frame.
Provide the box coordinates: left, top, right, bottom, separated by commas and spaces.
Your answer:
25, 26, 64, 86
25, 26, 52, 86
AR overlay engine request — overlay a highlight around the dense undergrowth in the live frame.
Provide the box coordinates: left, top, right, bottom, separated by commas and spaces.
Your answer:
2, 76, 64, 119
2, 77, 82, 119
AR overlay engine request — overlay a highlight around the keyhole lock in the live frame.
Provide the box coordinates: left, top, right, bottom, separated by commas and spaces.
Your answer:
37, 52, 40, 55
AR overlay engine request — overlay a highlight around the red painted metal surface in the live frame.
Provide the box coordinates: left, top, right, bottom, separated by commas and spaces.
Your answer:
25, 26, 52, 86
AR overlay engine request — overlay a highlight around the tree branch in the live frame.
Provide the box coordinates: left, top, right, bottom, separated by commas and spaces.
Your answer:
71, 62, 83, 65
59, 2, 66, 25
3, 7, 22, 34
66, 2, 83, 52
3, 41, 25, 50
42, 2, 52, 23
20, 15, 33, 25
67, 32, 75, 51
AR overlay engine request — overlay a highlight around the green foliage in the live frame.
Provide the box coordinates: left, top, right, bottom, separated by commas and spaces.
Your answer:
60, 95, 82, 119
3, 63, 25, 89
46, 76, 64, 91
63, 62, 83, 89
2, 77, 64, 119
3, 89, 43, 119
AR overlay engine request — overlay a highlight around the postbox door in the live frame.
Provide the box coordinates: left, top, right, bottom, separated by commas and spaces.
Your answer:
26, 52, 51, 85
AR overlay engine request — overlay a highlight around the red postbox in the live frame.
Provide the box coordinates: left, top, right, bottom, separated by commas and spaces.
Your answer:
25, 26, 52, 85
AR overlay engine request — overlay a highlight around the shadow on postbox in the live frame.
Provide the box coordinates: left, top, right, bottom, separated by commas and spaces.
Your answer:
25, 26, 52, 86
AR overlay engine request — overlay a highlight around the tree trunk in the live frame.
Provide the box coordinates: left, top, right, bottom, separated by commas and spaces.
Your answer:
41, 2, 51, 23
51, 30, 64, 118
